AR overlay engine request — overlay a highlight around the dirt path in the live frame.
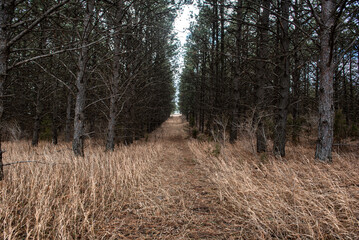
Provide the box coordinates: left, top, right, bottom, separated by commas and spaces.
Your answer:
113, 116, 240, 239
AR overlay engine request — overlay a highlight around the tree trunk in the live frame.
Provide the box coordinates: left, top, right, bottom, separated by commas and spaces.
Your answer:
106, 0, 124, 151
342, 59, 349, 123
0, 56, 4, 179
273, 0, 290, 157
230, 0, 242, 144
291, 1, 302, 143
52, 87, 58, 145
315, 58, 319, 103
0, 0, 15, 180
124, 106, 134, 145
292, 54, 301, 143
0, 0, 14, 179
32, 86, 42, 146
315, 0, 336, 162
255, 0, 271, 153
348, 52, 354, 122
73, 69, 86, 156
106, 95, 117, 150
73, 0, 94, 157
200, 53, 205, 133
65, 93, 72, 142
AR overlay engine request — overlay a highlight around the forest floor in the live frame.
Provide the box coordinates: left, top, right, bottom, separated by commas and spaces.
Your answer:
105, 115, 359, 239
107, 115, 241, 239
1, 115, 358, 239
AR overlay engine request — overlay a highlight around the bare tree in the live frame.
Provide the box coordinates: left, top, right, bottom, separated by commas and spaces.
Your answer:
311, 0, 347, 161
230, 0, 243, 144
0, 0, 15, 180
273, 0, 290, 157
255, 0, 271, 153
65, 93, 72, 142
73, 0, 95, 157
31, 83, 43, 146
106, 0, 125, 151
0, 0, 70, 180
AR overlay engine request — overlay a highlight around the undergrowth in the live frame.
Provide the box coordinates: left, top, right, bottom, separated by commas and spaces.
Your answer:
0, 140, 161, 239
189, 139, 359, 239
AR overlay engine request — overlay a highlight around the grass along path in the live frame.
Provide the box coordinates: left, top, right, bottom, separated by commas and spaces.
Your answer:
107, 115, 240, 239
109, 115, 359, 239
1, 115, 357, 239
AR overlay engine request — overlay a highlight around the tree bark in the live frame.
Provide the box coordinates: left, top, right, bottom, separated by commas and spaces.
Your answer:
273, 0, 290, 157
342, 58, 349, 123
0, 0, 15, 180
73, 0, 94, 157
106, 95, 117, 150
106, 0, 124, 151
315, 0, 336, 162
230, 0, 242, 144
255, 0, 271, 153
65, 93, 72, 142
292, 54, 301, 143
315, 59, 319, 108
52, 87, 58, 145
31, 86, 42, 146
291, 0, 302, 144
348, 51, 354, 122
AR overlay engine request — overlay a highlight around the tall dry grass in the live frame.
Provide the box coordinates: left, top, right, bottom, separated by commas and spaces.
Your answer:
189, 140, 359, 239
0, 140, 162, 239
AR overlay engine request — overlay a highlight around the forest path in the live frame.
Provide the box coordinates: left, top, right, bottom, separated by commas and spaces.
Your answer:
112, 115, 240, 239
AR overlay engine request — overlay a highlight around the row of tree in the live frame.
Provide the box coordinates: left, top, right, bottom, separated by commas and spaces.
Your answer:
0, 0, 178, 180
179, 0, 358, 160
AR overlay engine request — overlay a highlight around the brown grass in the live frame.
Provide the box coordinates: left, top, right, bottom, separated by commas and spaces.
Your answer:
0, 140, 162, 239
189, 139, 359, 239
1, 117, 358, 239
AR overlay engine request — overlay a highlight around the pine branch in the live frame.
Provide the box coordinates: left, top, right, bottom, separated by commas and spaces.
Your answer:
6, 0, 70, 48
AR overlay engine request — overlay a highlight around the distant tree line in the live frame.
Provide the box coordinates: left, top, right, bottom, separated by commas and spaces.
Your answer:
179, 0, 358, 161
0, 0, 178, 180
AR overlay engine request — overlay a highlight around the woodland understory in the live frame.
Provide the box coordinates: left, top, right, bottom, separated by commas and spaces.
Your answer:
0, 0, 358, 239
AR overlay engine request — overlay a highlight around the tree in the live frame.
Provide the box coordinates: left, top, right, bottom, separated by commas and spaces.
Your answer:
229, 0, 243, 143
273, 0, 290, 157
254, 0, 271, 153
106, 0, 125, 151
0, 0, 177, 180
0, 0, 69, 180
0, 0, 15, 180
73, 0, 95, 157
311, 0, 354, 161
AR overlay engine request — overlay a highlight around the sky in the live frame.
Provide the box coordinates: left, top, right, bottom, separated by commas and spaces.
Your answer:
172, 3, 199, 108
173, 4, 199, 67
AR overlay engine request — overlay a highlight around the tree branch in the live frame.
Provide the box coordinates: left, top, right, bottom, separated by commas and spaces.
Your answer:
306, 0, 322, 26
6, 0, 70, 48
335, 36, 358, 66
2, 160, 66, 167
8, 34, 110, 71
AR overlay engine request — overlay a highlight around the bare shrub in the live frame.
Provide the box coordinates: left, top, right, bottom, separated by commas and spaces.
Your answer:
212, 116, 229, 145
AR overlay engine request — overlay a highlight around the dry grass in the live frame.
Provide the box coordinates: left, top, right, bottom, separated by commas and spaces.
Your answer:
1, 117, 358, 239
0, 140, 162, 239
189, 139, 359, 239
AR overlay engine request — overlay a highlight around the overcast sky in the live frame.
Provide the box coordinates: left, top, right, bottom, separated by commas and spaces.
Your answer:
172, 4, 199, 107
